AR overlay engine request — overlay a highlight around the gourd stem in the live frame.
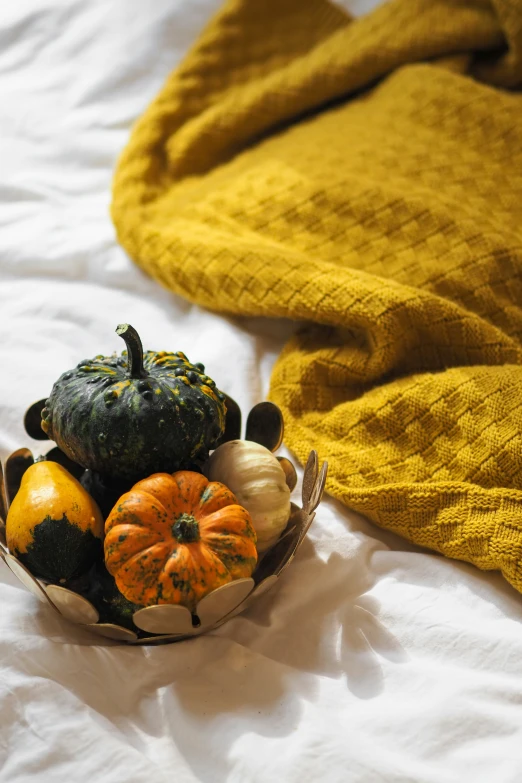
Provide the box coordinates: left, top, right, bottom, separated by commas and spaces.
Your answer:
116, 324, 147, 379
172, 514, 200, 543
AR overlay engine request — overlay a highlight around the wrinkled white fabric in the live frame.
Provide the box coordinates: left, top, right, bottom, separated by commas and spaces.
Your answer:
1, 1, 522, 781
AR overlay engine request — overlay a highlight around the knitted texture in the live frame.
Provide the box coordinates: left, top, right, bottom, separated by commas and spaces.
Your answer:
112, 0, 522, 593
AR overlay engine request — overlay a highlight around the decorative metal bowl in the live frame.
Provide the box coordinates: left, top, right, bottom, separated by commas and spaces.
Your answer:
0, 398, 327, 645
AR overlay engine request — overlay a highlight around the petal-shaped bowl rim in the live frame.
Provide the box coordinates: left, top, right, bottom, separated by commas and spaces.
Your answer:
1, 449, 327, 644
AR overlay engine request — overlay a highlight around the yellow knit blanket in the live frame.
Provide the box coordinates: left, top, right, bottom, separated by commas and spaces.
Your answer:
112, 0, 522, 593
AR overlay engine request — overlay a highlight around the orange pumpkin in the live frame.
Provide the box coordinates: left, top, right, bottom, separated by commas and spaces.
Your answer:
104, 470, 258, 611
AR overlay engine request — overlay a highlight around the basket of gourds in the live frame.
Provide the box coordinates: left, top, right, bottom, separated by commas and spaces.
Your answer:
0, 325, 327, 644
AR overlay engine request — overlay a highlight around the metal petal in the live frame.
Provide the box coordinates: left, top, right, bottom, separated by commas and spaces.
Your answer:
250, 574, 279, 600
277, 457, 297, 491
301, 450, 318, 512
24, 399, 50, 441
86, 623, 137, 642
307, 460, 328, 514
132, 604, 195, 635
245, 402, 284, 452
5, 449, 34, 507
296, 511, 316, 550
195, 578, 255, 628
215, 394, 242, 446
44, 584, 99, 624
216, 574, 280, 623
3, 553, 55, 606
0, 460, 7, 524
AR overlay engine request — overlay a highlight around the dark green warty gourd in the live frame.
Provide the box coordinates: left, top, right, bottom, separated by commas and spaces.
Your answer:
41, 324, 227, 482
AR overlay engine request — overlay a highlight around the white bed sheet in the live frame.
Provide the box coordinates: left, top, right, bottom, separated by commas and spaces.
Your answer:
1, 1, 522, 781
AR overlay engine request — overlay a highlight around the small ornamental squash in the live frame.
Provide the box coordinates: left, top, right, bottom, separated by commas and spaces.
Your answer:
205, 440, 291, 552
104, 470, 258, 611
81, 563, 142, 632
41, 324, 227, 482
6, 461, 104, 583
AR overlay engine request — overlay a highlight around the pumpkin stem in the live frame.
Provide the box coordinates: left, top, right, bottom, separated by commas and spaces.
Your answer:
172, 513, 200, 543
116, 324, 147, 379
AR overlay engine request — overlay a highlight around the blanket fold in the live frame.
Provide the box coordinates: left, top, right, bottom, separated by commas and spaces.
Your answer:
112, 0, 522, 593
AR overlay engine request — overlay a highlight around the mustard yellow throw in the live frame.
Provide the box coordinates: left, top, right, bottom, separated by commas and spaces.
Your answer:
112, 0, 522, 593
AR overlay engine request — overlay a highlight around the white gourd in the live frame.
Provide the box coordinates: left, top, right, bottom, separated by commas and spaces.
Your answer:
206, 440, 291, 553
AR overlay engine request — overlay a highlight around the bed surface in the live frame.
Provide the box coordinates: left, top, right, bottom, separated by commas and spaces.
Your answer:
1, 1, 521, 780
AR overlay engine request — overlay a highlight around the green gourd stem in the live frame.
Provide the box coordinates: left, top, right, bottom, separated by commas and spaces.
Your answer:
116, 324, 147, 379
